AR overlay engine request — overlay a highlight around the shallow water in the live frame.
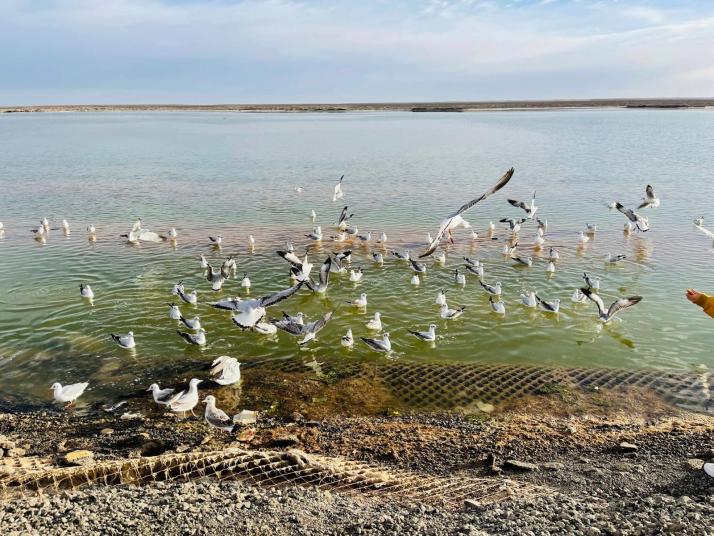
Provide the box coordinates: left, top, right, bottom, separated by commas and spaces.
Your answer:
1, 110, 713, 405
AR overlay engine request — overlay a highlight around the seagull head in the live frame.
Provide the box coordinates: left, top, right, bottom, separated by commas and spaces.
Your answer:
428, 323, 437, 331
189, 378, 203, 387
203, 395, 216, 404
147, 383, 159, 392
50, 382, 62, 391
128, 331, 134, 337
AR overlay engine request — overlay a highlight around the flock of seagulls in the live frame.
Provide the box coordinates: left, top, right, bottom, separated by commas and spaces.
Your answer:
4, 171, 694, 432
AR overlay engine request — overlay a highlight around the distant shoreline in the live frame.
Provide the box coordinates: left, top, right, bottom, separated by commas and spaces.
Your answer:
2, 98, 714, 114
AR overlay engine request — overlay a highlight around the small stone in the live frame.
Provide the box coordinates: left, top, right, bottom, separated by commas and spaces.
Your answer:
463, 499, 482, 510
6, 447, 26, 458
686, 459, 704, 471
503, 459, 539, 472
0, 435, 16, 450
233, 410, 258, 426
542, 462, 564, 471
64, 450, 94, 466
236, 428, 256, 443
99, 428, 114, 436
269, 434, 300, 448
619, 442, 638, 452
175, 444, 191, 453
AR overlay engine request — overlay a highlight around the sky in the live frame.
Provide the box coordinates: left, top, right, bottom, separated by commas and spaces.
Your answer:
1, 0, 713, 104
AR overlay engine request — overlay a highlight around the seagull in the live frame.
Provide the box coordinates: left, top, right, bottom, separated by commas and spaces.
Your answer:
206, 263, 227, 291
147, 383, 176, 405
435, 290, 447, 306
695, 224, 714, 244
361, 332, 391, 353
521, 291, 537, 308
465, 264, 484, 277
489, 297, 506, 315
605, 253, 627, 264
336, 206, 354, 230
487, 221, 496, 234
41, 217, 50, 230
548, 248, 559, 261
571, 289, 588, 303
167, 378, 202, 416
274, 311, 333, 346
210, 356, 241, 385
61, 219, 70, 234
328, 256, 346, 274
334, 250, 352, 264
411, 274, 421, 285
347, 293, 368, 308
534, 234, 545, 248
311, 209, 317, 222
500, 217, 527, 234
421, 167, 515, 257
409, 259, 427, 273
131, 218, 142, 232
248, 235, 255, 248
241, 273, 251, 289
378, 231, 388, 244
168, 303, 181, 320
694, 217, 704, 226
580, 288, 643, 323
285, 241, 295, 253
546, 261, 556, 274
111, 331, 136, 349
228, 282, 304, 329
638, 185, 660, 209
203, 395, 234, 432
333, 174, 345, 202
470, 230, 479, 240
390, 250, 410, 261
507, 192, 538, 219
537, 218, 548, 233
372, 252, 384, 265
178, 289, 198, 305
332, 232, 348, 243
454, 269, 466, 285
305, 257, 331, 294
171, 281, 185, 295
221, 256, 237, 274
440, 303, 466, 319
409, 323, 437, 342
179, 315, 201, 331
177, 327, 207, 346
579, 232, 590, 245
341, 328, 354, 348
306, 226, 323, 241
536, 294, 560, 313
585, 223, 597, 234
80, 284, 94, 300
582, 273, 600, 290
512, 256, 533, 267
209, 235, 223, 245
31, 225, 46, 241
366, 312, 382, 331
615, 203, 649, 231
349, 267, 364, 282
200, 255, 209, 269
277, 250, 313, 279
623, 221, 634, 234
434, 251, 446, 265
480, 280, 502, 295
253, 322, 278, 335
161, 227, 177, 240
357, 231, 372, 243
51, 381, 88, 407
502, 242, 518, 256
463, 257, 479, 267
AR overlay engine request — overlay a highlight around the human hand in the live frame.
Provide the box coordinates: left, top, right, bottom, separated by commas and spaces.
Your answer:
686, 289, 701, 304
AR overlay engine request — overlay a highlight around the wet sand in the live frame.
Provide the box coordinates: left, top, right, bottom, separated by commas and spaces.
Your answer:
2, 98, 714, 114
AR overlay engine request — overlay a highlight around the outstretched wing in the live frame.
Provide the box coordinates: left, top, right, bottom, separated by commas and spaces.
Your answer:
607, 296, 642, 319
696, 225, 714, 239
580, 287, 606, 316
259, 281, 304, 308
615, 203, 637, 222
272, 319, 306, 335
337, 206, 349, 224
319, 257, 331, 286
450, 167, 515, 217
507, 199, 529, 211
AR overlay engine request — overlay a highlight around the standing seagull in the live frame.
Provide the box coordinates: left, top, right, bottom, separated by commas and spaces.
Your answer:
203, 395, 234, 432
210, 356, 242, 386
167, 378, 202, 416
638, 185, 660, 209
420, 167, 515, 257
51, 381, 89, 408
147, 383, 176, 405
580, 288, 642, 323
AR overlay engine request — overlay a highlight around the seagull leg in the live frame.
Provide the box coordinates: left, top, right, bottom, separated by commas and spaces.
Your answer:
448, 229, 454, 244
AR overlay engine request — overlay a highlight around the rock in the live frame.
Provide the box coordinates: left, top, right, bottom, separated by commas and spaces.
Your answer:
269, 434, 300, 448
486, 453, 502, 474
6, 447, 26, 458
503, 459, 539, 472
64, 450, 94, 466
175, 444, 191, 453
619, 442, 638, 452
236, 428, 256, 443
141, 440, 169, 456
0, 435, 16, 450
686, 459, 704, 471
464, 499, 482, 510
233, 410, 258, 426
99, 428, 114, 436
542, 462, 564, 471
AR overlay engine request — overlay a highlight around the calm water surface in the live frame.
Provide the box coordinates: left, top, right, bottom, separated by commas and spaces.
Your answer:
1, 110, 713, 405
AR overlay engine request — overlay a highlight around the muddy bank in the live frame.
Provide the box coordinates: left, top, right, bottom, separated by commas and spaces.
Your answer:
0, 387, 713, 534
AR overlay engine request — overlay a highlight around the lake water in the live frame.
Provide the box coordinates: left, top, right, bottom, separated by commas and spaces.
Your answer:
1, 110, 713, 408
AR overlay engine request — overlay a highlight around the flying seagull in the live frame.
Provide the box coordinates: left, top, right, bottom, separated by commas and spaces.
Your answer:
420, 167, 515, 257
333, 175, 345, 202
638, 185, 660, 209
580, 288, 642, 323
226, 282, 304, 329
507, 191, 538, 219
615, 203, 649, 231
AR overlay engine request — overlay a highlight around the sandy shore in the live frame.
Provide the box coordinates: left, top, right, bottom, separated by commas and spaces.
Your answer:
2, 99, 714, 114
0, 387, 713, 534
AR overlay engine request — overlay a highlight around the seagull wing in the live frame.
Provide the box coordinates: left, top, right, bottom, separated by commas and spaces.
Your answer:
615, 203, 638, 222
259, 281, 304, 308
309, 311, 333, 334
277, 250, 302, 268
319, 257, 331, 286
580, 287, 606, 316
696, 225, 714, 239
272, 319, 306, 335
606, 296, 642, 319
507, 199, 529, 211
63, 382, 89, 399
338, 206, 349, 224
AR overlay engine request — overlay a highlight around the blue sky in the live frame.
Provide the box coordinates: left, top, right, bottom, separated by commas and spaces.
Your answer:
1, 0, 713, 104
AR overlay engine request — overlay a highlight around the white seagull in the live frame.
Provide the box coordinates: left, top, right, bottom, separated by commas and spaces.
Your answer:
347, 292, 368, 308
361, 332, 391, 353
241, 273, 252, 289
582, 273, 600, 290
147, 383, 176, 405
638, 185, 660, 209
580, 288, 643, 324
454, 269, 466, 285
80, 284, 94, 300
507, 191, 538, 219
168, 303, 182, 320
615, 203, 649, 232
440, 303, 466, 319
111, 331, 136, 349
480, 280, 502, 296
366, 312, 382, 331
51, 381, 89, 407
203, 395, 234, 432
225, 282, 304, 329
179, 315, 201, 331
333, 175, 345, 202
211, 356, 242, 385
408, 323, 437, 342
167, 378, 202, 415
435, 290, 447, 306
349, 267, 364, 282
521, 291, 537, 308
341, 328, 354, 348
177, 327, 207, 346
489, 297, 506, 315
421, 167, 515, 257
536, 294, 560, 313
571, 289, 588, 303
